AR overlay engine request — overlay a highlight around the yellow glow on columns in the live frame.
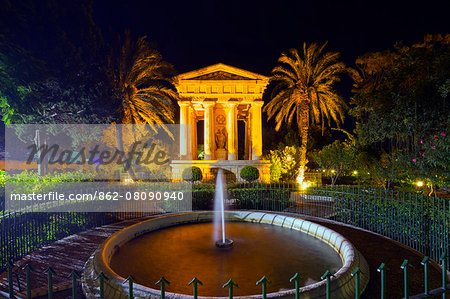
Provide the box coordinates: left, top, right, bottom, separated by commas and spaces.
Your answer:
227, 103, 237, 160
179, 102, 189, 159
251, 101, 263, 160
203, 102, 214, 160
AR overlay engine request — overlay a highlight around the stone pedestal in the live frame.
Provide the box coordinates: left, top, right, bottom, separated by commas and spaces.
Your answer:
215, 148, 227, 160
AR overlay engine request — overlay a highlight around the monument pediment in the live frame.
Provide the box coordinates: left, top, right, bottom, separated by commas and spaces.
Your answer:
175, 63, 269, 100
177, 63, 269, 81
186, 71, 253, 81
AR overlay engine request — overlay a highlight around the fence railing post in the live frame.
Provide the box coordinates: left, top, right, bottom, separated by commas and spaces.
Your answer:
289, 273, 302, 299
256, 276, 271, 299
7, 261, 14, 299
123, 275, 135, 299
421, 256, 430, 295
321, 270, 332, 299
400, 260, 409, 299
223, 278, 238, 299
188, 277, 203, 299
68, 270, 80, 299
95, 272, 108, 299
440, 252, 448, 299
351, 267, 361, 299
377, 263, 386, 299
22, 263, 34, 299
44, 267, 55, 299
155, 277, 170, 299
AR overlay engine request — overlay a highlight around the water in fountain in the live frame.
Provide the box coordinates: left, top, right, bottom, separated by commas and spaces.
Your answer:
213, 169, 233, 248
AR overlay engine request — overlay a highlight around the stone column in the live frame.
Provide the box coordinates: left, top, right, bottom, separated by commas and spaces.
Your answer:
203, 101, 214, 160
179, 101, 190, 160
251, 100, 263, 160
191, 111, 197, 160
244, 119, 250, 160
226, 102, 238, 160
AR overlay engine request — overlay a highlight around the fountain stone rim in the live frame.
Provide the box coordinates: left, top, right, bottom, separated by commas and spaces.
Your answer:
82, 211, 369, 298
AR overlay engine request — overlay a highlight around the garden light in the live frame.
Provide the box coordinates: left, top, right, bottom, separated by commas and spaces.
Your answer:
416, 181, 424, 187
123, 177, 134, 185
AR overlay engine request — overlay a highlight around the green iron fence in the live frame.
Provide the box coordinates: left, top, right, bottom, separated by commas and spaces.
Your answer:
1, 183, 449, 270
1, 257, 449, 298
1, 182, 449, 297
0, 182, 189, 272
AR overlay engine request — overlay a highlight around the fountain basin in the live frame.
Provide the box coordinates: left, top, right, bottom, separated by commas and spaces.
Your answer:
82, 211, 369, 298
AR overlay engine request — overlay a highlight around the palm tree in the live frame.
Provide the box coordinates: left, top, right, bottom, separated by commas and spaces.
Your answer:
108, 31, 178, 180
264, 42, 347, 183
108, 31, 177, 125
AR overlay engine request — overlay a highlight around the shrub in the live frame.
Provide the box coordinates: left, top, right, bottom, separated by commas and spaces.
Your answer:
266, 145, 301, 182
228, 183, 291, 210
192, 186, 215, 210
3, 170, 96, 194
240, 166, 260, 182
182, 166, 203, 182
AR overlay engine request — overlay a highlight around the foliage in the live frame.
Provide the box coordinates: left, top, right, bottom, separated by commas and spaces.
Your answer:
17, 86, 111, 125
0, 0, 110, 124
410, 132, 449, 189
228, 183, 291, 210
107, 31, 177, 125
264, 42, 347, 182
239, 166, 260, 182
312, 140, 354, 186
2, 170, 96, 196
0, 95, 14, 124
182, 166, 203, 182
347, 34, 450, 190
191, 185, 215, 210
106, 31, 178, 181
353, 150, 408, 190
266, 145, 301, 182
350, 34, 449, 153
0, 169, 5, 188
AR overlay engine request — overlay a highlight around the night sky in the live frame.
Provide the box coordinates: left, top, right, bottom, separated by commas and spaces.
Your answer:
0, 0, 449, 145
93, 0, 449, 75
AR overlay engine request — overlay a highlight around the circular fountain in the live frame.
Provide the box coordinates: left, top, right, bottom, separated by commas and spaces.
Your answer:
81, 170, 369, 298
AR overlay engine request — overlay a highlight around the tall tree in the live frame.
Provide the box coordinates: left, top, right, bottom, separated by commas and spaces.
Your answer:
107, 31, 178, 180
107, 31, 177, 125
0, 0, 108, 123
349, 34, 449, 191
350, 34, 449, 152
264, 42, 347, 183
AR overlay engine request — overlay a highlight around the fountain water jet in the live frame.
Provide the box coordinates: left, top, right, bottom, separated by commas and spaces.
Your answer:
213, 169, 233, 248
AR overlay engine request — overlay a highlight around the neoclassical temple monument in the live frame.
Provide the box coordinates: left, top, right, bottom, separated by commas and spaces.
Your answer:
170, 63, 271, 181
